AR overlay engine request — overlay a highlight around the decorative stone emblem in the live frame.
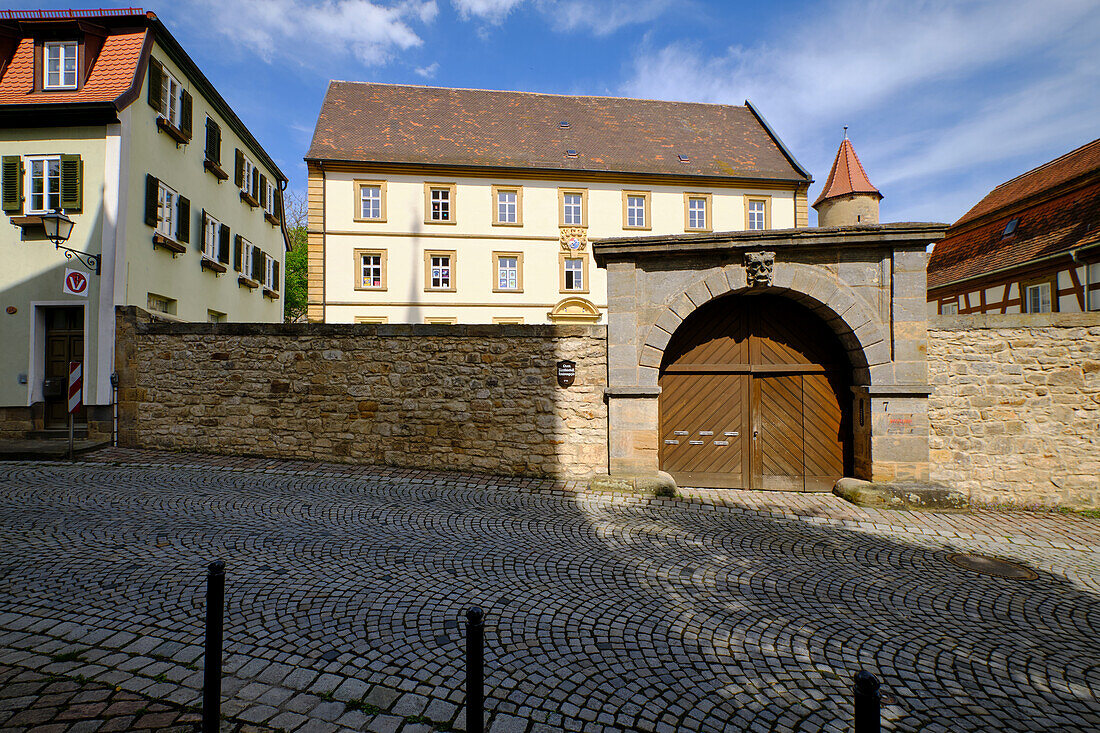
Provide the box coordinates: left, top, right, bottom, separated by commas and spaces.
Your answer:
744, 251, 776, 287
559, 227, 588, 251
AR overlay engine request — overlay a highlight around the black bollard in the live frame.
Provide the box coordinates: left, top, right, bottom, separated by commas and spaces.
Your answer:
202, 560, 225, 733
465, 606, 484, 733
853, 669, 881, 733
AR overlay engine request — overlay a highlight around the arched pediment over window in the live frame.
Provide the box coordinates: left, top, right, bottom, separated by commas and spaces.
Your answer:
548, 297, 601, 324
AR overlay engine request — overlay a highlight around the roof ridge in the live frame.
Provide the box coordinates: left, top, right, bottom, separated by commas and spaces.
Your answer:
326, 80, 749, 110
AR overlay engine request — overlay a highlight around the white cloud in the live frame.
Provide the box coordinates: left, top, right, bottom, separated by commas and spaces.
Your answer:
415, 61, 441, 78
188, 0, 439, 67
452, 0, 524, 22
451, 0, 671, 34
621, 0, 1100, 222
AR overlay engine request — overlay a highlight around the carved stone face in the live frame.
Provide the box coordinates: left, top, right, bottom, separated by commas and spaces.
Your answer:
744, 251, 776, 287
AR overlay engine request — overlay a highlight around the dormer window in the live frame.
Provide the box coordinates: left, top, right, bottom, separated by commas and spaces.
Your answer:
44, 42, 78, 89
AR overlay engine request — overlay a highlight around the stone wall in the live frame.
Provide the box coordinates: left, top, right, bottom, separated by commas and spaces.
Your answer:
928, 313, 1100, 509
115, 307, 607, 479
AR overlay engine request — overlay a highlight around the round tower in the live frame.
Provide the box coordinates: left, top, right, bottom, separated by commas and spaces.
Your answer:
813, 133, 882, 227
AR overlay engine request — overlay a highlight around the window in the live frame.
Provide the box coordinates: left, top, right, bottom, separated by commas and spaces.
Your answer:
492, 186, 521, 225
559, 189, 587, 227
746, 197, 770, 230
623, 191, 650, 229
203, 214, 222, 261
1003, 218, 1019, 238
562, 257, 586, 292
204, 117, 221, 164
264, 254, 277, 291
159, 67, 183, 127
425, 183, 456, 223
44, 42, 78, 90
241, 157, 256, 198
156, 181, 178, 238
493, 252, 523, 292
425, 251, 456, 291
685, 193, 711, 231
358, 183, 383, 220
355, 249, 387, 290
147, 293, 176, 316
1025, 282, 1052, 313
207, 310, 226, 323
25, 156, 61, 214
264, 180, 277, 216
940, 300, 959, 315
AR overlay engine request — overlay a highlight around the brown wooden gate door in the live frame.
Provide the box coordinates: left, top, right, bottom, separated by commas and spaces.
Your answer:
44, 307, 84, 428
659, 294, 850, 490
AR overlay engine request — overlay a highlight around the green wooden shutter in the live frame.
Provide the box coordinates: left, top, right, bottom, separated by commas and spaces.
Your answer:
275, 186, 284, 223
259, 173, 267, 208
176, 196, 190, 243
251, 246, 263, 280
218, 224, 230, 264
213, 122, 221, 164
273, 259, 280, 291
205, 118, 221, 163
234, 149, 244, 187
147, 59, 163, 111
59, 155, 82, 212
251, 167, 259, 198
233, 234, 243, 272
144, 174, 159, 227
1, 156, 21, 213
200, 210, 208, 253
180, 90, 193, 139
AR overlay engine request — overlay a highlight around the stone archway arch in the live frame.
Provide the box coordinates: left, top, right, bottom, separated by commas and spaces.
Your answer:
638, 262, 890, 388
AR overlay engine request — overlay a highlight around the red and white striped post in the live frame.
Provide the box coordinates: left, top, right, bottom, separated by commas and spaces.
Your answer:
67, 361, 82, 461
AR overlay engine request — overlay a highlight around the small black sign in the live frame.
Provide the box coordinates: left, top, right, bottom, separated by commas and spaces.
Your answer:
556, 360, 576, 388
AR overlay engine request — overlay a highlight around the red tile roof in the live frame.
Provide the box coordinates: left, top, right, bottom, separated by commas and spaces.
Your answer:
927, 180, 1100, 289
813, 138, 880, 206
953, 137, 1100, 229
306, 82, 810, 182
0, 31, 147, 105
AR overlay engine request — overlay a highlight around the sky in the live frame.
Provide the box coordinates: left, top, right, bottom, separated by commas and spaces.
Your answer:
34, 0, 1100, 225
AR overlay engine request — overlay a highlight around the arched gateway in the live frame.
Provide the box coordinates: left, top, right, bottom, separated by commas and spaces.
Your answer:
659, 294, 851, 490
593, 224, 947, 492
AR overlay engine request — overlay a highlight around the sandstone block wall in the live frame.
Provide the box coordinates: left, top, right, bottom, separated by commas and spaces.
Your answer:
928, 313, 1100, 509
115, 307, 608, 479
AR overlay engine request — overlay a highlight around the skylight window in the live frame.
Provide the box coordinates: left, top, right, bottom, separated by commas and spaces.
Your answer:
558, 121, 571, 129
678, 154, 691, 163
1002, 218, 1019, 237
565, 149, 578, 158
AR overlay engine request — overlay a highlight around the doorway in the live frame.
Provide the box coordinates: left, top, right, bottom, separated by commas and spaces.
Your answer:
43, 306, 84, 428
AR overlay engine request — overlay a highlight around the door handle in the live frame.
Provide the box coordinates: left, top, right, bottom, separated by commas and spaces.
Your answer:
753, 430, 758, 439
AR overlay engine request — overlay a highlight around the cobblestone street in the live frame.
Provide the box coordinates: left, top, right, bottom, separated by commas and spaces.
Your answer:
1, 451, 1099, 732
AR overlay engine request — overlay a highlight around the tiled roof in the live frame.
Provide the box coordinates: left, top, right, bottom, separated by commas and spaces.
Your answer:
813, 138, 880, 206
306, 82, 809, 181
927, 180, 1100, 289
954, 137, 1100, 228
0, 31, 147, 105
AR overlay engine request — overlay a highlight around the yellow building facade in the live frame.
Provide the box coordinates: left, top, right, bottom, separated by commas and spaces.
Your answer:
306, 84, 812, 324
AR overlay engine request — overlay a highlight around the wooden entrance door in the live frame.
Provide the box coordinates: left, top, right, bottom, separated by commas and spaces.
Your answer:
658, 294, 850, 490
44, 307, 84, 428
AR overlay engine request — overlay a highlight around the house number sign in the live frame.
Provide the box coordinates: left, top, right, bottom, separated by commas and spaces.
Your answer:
556, 360, 576, 388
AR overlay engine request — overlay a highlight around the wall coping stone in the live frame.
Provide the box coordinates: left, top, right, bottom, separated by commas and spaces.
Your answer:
605, 386, 662, 397
931, 313, 1100, 330
132, 317, 606, 340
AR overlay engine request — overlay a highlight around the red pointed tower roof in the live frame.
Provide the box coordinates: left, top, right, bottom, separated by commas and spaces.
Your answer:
814, 137, 882, 206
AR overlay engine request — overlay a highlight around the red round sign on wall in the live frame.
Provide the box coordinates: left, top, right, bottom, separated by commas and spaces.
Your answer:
63, 269, 88, 296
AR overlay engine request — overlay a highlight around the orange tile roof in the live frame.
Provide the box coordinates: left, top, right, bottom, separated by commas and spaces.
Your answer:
813, 138, 881, 206
953, 137, 1100, 229
927, 180, 1100, 289
0, 30, 147, 105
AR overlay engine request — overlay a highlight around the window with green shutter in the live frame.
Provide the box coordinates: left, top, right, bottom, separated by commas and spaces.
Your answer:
59, 154, 82, 212
205, 117, 221, 164
144, 174, 159, 227
176, 195, 190, 243
2, 156, 22, 214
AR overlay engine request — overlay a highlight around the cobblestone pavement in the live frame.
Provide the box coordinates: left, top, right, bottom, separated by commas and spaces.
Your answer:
1, 451, 1098, 733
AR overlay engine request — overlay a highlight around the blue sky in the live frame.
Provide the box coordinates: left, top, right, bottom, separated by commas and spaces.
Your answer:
38, 0, 1100, 224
